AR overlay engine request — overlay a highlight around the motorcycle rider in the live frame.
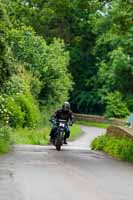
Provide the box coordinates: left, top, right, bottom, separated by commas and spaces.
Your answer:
49, 102, 74, 144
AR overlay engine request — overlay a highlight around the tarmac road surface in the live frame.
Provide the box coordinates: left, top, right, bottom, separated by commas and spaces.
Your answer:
0, 126, 133, 200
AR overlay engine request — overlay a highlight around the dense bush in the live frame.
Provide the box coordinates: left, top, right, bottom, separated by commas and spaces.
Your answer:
5, 96, 25, 127
3, 73, 30, 96
91, 135, 133, 162
0, 95, 24, 127
15, 94, 41, 128
0, 126, 12, 153
0, 94, 40, 128
0, 2, 14, 89
126, 96, 133, 112
8, 27, 73, 107
105, 91, 129, 118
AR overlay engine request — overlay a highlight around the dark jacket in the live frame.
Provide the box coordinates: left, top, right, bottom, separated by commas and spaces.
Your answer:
51, 109, 74, 123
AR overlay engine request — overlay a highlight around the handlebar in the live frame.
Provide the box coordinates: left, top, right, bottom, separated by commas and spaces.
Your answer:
49, 119, 73, 126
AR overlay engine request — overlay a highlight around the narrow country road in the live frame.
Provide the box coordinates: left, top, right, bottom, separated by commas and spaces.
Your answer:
0, 126, 133, 200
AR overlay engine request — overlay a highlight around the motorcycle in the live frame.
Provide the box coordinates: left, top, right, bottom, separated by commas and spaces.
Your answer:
50, 119, 69, 151
55, 119, 68, 151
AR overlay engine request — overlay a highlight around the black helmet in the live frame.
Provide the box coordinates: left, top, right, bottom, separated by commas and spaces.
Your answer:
63, 101, 70, 111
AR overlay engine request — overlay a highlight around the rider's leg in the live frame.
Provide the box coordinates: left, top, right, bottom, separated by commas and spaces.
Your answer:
64, 126, 70, 144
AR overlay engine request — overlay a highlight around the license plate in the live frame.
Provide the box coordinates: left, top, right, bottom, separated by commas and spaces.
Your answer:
59, 123, 65, 127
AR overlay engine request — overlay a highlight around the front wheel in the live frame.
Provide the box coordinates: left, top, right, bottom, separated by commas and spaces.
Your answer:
56, 143, 61, 151
55, 132, 63, 151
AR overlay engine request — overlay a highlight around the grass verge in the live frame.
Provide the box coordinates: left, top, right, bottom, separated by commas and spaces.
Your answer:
91, 134, 133, 162
11, 124, 82, 145
76, 120, 109, 128
0, 126, 12, 153
69, 124, 82, 141
12, 128, 50, 145
0, 140, 11, 153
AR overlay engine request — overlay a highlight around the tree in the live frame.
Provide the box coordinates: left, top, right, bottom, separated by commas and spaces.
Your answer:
93, 0, 133, 112
8, 26, 73, 107
0, 2, 14, 89
4, 0, 133, 116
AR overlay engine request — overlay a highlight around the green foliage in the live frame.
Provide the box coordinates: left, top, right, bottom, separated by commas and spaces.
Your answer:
12, 124, 81, 145
8, 26, 47, 72
12, 128, 50, 145
91, 135, 108, 151
6, 0, 75, 41
0, 96, 9, 126
98, 47, 133, 95
4, 0, 132, 118
0, 95, 24, 127
8, 26, 73, 107
30, 76, 42, 98
0, 0, 132, 137
0, 126, 12, 153
0, 94, 40, 128
91, 135, 133, 162
105, 91, 129, 118
126, 95, 133, 112
0, 1, 14, 89
93, 0, 133, 115
5, 96, 25, 127
69, 124, 82, 141
15, 95, 41, 128
3, 73, 30, 96
76, 120, 110, 129
6, 0, 99, 114
39, 38, 72, 105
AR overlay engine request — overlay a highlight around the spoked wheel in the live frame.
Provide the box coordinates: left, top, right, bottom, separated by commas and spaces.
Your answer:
56, 143, 61, 151
55, 133, 62, 151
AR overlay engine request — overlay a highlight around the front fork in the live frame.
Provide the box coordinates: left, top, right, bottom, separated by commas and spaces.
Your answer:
54, 130, 64, 146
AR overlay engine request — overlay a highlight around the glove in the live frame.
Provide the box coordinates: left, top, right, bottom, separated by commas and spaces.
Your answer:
49, 119, 56, 125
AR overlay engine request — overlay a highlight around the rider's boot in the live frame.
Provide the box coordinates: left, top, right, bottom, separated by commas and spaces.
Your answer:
64, 138, 68, 144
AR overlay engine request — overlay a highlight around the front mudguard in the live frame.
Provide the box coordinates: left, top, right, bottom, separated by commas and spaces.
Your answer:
54, 130, 64, 148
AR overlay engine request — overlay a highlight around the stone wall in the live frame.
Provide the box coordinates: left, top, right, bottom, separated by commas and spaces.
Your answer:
107, 125, 133, 139
74, 113, 105, 122
74, 113, 126, 126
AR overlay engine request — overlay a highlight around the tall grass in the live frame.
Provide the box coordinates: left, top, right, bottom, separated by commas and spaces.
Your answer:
70, 124, 82, 140
12, 124, 82, 145
12, 128, 50, 145
91, 134, 133, 162
0, 126, 12, 153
